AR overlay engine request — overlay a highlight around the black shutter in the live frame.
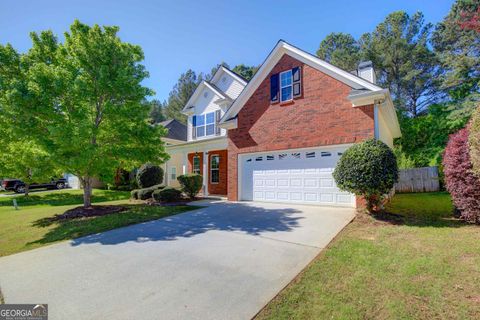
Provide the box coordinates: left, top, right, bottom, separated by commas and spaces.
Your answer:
192, 115, 196, 139
292, 67, 302, 98
215, 110, 221, 135
270, 73, 279, 103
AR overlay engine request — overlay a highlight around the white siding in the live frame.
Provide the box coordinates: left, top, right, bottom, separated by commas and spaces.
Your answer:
378, 107, 394, 148
212, 70, 245, 99
186, 86, 226, 141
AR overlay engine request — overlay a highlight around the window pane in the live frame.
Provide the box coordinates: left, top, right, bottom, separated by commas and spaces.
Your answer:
206, 112, 215, 124
280, 71, 292, 87
205, 124, 215, 135
193, 157, 201, 174
196, 126, 205, 137
196, 115, 205, 126
281, 87, 292, 101
211, 170, 219, 183
211, 156, 219, 169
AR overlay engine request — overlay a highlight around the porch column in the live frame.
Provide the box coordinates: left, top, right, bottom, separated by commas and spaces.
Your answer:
164, 162, 168, 186
182, 152, 187, 175
203, 151, 209, 196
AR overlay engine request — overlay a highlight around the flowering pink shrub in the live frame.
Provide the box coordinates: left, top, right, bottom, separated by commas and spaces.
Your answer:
443, 127, 480, 223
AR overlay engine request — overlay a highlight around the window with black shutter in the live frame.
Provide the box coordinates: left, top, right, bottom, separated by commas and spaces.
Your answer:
192, 115, 197, 139
292, 67, 302, 98
270, 73, 279, 103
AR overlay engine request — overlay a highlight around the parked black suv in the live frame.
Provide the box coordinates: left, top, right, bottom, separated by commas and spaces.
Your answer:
1, 178, 68, 193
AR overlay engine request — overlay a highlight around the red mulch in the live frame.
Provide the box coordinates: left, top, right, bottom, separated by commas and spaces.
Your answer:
53, 205, 127, 220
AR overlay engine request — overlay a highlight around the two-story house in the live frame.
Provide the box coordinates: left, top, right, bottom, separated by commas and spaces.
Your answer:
162, 66, 247, 195
163, 40, 401, 207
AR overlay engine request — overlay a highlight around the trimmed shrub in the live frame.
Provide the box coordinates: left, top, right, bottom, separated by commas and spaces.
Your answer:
177, 174, 203, 199
333, 139, 398, 213
152, 187, 183, 202
443, 127, 480, 223
469, 107, 480, 177
136, 163, 163, 188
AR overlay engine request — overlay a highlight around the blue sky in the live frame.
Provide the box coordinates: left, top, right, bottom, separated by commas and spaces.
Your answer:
1, 0, 454, 101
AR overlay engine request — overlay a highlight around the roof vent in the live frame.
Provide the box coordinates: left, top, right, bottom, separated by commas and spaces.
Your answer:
357, 61, 376, 84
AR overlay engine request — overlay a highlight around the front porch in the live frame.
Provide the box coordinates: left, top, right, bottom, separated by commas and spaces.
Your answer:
164, 137, 228, 197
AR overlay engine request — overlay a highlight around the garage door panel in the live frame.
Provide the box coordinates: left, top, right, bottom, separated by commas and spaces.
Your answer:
242, 147, 355, 207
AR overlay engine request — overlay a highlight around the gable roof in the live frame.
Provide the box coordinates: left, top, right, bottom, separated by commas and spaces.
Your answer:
159, 119, 187, 141
181, 80, 228, 114
220, 40, 384, 124
211, 65, 248, 86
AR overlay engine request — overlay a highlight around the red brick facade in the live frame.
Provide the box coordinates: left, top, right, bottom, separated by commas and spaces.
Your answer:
208, 149, 228, 195
187, 150, 228, 195
227, 54, 375, 201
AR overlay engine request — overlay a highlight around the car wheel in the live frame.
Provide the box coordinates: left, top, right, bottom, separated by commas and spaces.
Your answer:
56, 182, 66, 189
15, 185, 26, 193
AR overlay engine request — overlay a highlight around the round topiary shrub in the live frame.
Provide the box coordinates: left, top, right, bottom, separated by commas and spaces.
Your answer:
333, 139, 398, 212
177, 174, 203, 199
443, 127, 480, 223
153, 187, 183, 202
136, 163, 163, 188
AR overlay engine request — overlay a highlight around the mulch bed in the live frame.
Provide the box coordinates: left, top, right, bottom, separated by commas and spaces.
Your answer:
52, 205, 127, 221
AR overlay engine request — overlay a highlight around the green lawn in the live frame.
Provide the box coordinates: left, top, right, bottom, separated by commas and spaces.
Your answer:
257, 192, 480, 320
0, 189, 196, 257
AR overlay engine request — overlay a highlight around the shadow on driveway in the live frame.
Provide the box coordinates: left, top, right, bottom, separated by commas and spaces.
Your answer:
70, 202, 304, 247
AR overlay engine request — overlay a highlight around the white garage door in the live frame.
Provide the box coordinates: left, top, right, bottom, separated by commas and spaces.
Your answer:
240, 146, 355, 207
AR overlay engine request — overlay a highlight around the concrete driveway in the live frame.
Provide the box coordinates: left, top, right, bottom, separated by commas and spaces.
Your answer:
0, 200, 355, 320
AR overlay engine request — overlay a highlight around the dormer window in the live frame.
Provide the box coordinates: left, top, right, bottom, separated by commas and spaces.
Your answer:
192, 112, 216, 138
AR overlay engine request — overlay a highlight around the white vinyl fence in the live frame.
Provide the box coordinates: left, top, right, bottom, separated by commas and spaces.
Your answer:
395, 166, 440, 193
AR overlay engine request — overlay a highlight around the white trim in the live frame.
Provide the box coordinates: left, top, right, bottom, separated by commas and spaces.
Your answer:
210, 154, 220, 184
220, 40, 382, 124
182, 81, 227, 114
279, 70, 293, 103
192, 155, 201, 174
374, 103, 379, 140
194, 111, 216, 139
218, 118, 237, 130
237, 143, 356, 207
348, 89, 401, 138
202, 151, 208, 196
211, 66, 248, 86
236, 143, 354, 203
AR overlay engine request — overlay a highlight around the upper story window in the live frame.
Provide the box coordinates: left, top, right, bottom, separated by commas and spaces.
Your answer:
270, 67, 302, 104
194, 112, 215, 138
280, 70, 293, 102
192, 110, 221, 140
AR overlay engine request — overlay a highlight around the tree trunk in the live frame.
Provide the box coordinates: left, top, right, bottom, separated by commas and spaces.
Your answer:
83, 176, 92, 208
24, 184, 29, 197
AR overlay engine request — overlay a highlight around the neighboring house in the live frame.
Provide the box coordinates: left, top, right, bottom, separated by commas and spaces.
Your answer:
163, 40, 401, 207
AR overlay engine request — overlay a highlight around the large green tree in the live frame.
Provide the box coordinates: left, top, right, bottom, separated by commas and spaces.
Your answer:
0, 20, 168, 207
433, 0, 480, 119
163, 69, 202, 123
361, 11, 442, 116
146, 99, 166, 124
232, 64, 258, 81
317, 32, 361, 71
